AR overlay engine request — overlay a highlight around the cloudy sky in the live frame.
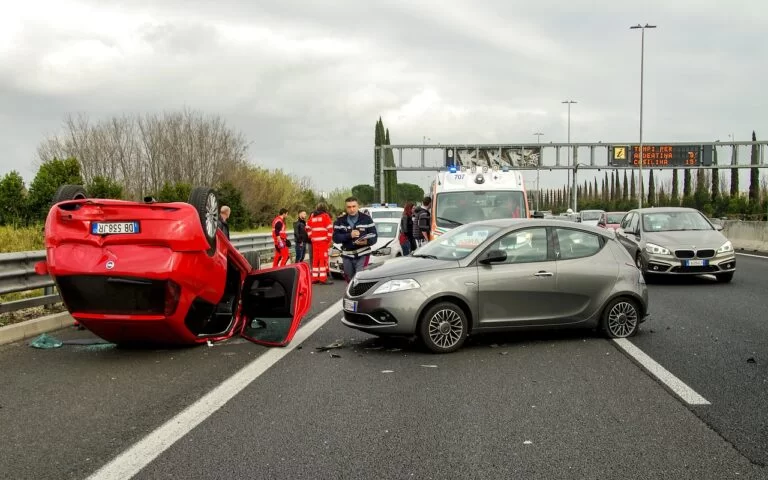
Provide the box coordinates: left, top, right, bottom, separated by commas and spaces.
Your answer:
1, 0, 766, 196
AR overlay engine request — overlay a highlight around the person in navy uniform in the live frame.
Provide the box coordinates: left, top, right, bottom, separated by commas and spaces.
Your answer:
332, 196, 377, 283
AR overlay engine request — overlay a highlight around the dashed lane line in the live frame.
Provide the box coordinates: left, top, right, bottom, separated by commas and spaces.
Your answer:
613, 338, 711, 406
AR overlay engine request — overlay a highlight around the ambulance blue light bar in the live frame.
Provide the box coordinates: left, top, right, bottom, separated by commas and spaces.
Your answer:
448, 166, 457, 173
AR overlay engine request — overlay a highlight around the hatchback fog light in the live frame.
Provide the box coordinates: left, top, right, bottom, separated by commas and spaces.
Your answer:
372, 279, 420, 295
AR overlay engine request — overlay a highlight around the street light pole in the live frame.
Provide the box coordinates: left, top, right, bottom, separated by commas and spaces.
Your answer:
562, 100, 576, 210
631, 23, 656, 209
533, 132, 544, 211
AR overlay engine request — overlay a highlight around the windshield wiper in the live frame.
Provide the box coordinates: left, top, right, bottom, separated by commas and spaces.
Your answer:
412, 253, 439, 259
437, 216, 463, 226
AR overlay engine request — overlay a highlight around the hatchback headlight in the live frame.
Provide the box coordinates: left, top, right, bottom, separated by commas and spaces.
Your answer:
372, 278, 420, 295
645, 243, 671, 255
717, 241, 733, 254
374, 247, 392, 256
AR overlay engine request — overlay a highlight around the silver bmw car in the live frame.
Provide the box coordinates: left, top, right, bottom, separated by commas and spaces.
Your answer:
614, 207, 736, 282
341, 219, 649, 353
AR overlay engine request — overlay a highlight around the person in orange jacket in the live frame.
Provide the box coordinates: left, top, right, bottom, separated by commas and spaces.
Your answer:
305, 202, 334, 284
271, 208, 290, 267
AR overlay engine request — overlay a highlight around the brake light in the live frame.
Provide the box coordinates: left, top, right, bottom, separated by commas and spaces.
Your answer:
164, 280, 181, 316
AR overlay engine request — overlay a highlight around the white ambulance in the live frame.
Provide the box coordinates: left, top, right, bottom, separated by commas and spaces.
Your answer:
428, 165, 530, 238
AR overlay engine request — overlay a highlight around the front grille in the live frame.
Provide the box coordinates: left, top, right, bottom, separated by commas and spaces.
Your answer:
696, 249, 715, 258
56, 275, 167, 315
348, 281, 377, 297
675, 250, 694, 259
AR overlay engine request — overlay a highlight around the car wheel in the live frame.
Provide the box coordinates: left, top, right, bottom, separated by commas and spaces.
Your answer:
52, 184, 87, 204
187, 187, 218, 255
715, 271, 734, 283
601, 297, 640, 338
242, 250, 261, 271
418, 301, 468, 354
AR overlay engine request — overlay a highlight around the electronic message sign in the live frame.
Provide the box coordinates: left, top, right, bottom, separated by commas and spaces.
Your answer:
610, 144, 713, 167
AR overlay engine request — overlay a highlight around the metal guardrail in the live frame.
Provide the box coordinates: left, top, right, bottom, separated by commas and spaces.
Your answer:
0, 232, 294, 315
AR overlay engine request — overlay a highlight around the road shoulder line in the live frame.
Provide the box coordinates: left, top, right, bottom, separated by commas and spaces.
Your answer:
85, 300, 343, 480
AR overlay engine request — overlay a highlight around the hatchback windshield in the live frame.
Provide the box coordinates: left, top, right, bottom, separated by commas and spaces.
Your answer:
413, 223, 502, 260
642, 211, 713, 232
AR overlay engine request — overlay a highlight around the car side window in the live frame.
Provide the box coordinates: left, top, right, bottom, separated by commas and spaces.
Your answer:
486, 227, 548, 264
555, 228, 602, 260
628, 213, 639, 233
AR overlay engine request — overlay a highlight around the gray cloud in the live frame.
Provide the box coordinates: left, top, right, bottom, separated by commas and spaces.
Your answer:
1, 0, 766, 196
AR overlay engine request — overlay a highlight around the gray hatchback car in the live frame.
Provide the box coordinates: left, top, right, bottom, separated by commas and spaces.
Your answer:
342, 219, 649, 353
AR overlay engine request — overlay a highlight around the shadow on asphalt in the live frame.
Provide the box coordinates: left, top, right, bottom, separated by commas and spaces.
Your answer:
317, 327, 624, 357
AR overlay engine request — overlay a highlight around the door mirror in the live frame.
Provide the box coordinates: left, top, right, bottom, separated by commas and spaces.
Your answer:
597, 220, 606, 227
239, 263, 312, 346
479, 249, 507, 264
714, 224, 723, 231
532, 211, 545, 219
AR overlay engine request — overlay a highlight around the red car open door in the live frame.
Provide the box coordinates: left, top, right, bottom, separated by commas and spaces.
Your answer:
239, 262, 312, 346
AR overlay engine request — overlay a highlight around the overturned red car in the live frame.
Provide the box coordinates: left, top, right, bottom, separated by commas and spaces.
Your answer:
35, 184, 312, 347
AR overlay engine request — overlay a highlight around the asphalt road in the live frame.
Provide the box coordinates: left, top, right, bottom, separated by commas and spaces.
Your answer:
1, 257, 766, 479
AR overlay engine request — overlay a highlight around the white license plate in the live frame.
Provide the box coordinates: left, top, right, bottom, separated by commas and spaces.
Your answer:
685, 259, 705, 267
343, 298, 357, 312
91, 221, 140, 235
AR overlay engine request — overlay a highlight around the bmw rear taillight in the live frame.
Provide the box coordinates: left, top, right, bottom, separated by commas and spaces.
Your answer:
164, 280, 181, 316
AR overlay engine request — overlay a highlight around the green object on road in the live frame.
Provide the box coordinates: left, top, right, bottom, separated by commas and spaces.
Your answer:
29, 333, 63, 349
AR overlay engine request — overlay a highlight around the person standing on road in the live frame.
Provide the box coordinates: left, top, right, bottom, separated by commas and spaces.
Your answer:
293, 210, 309, 263
399, 202, 416, 255
306, 202, 334, 284
412, 196, 432, 248
271, 208, 290, 267
218, 205, 231, 240
333, 196, 377, 283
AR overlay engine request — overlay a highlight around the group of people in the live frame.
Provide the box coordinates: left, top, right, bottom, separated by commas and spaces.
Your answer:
242, 196, 380, 285
217, 195, 434, 286
398, 196, 432, 255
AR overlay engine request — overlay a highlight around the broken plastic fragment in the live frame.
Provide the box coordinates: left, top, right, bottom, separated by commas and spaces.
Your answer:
420, 365, 438, 368
381, 370, 394, 373
316, 341, 344, 352
523, 440, 533, 445
29, 333, 63, 349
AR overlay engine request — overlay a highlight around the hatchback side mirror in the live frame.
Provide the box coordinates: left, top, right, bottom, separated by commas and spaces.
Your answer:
714, 224, 723, 231
479, 249, 507, 264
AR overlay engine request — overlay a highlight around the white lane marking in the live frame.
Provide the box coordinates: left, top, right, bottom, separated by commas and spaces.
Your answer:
736, 252, 768, 259
86, 300, 343, 480
612, 338, 711, 406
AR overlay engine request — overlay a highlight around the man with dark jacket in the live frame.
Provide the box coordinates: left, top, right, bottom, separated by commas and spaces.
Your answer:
293, 210, 309, 263
412, 196, 432, 247
332, 196, 377, 283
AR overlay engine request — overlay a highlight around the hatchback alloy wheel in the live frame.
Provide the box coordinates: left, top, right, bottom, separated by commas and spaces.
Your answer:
419, 302, 468, 353
602, 298, 640, 338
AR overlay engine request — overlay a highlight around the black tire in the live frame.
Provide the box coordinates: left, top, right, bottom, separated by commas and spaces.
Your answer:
187, 187, 218, 255
715, 271, 734, 283
601, 297, 640, 338
242, 250, 261, 271
418, 301, 468, 354
52, 185, 87, 204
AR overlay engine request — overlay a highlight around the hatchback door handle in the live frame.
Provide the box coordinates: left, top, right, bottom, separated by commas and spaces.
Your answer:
534, 271, 553, 277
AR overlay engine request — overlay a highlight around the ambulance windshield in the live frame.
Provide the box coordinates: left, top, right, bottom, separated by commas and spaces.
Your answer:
435, 191, 526, 228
